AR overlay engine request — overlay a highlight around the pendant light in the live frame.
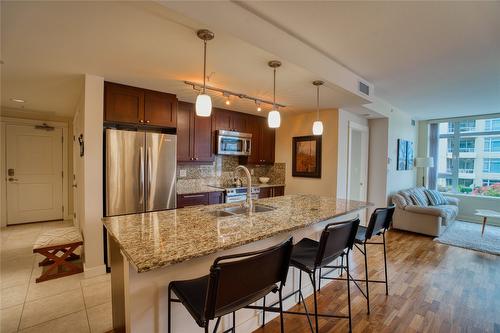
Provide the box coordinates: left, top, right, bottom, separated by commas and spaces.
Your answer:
312, 80, 324, 135
267, 60, 282, 128
195, 29, 214, 117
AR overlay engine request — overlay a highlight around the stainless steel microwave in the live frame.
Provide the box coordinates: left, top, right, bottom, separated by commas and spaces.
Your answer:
217, 130, 252, 156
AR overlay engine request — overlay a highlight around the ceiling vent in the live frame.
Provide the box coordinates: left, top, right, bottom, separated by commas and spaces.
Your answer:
358, 81, 370, 96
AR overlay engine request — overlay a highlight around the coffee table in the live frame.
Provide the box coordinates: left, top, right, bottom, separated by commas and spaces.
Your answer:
475, 209, 500, 236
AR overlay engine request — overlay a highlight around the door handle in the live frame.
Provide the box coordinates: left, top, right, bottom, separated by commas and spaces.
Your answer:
72, 184, 78, 188
8, 177, 18, 182
139, 147, 144, 205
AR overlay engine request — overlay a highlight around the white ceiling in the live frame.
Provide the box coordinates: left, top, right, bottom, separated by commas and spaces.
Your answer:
237, 1, 500, 119
1, 1, 369, 118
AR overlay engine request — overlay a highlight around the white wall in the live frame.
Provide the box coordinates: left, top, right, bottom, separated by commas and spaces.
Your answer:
77, 74, 105, 276
275, 110, 338, 196
336, 110, 369, 199
368, 118, 389, 210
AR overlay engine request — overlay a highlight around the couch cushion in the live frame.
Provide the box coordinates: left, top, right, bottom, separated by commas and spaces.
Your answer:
410, 192, 427, 206
409, 188, 429, 206
392, 194, 408, 209
425, 189, 448, 206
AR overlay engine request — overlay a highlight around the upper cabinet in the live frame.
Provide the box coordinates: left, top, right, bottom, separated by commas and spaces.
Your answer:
177, 102, 213, 163
245, 115, 275, 164
213, 108, 247, 132
104, 82, 177, 128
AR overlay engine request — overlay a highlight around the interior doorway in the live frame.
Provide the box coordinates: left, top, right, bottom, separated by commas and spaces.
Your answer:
3, 120, 68, 225
347, 121, 369, 223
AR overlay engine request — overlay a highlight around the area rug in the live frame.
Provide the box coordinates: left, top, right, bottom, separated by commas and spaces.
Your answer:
434, 221, 500, 255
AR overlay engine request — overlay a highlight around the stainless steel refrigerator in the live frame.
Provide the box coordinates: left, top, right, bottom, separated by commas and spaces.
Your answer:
105, 128, 176, 216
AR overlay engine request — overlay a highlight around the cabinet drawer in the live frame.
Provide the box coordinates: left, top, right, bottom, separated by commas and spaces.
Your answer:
177, 193, 209, 208
273, 186, 285, 197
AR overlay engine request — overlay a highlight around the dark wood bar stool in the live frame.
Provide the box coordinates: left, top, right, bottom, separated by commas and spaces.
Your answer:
167, 238, 293, 333
321, 206, 394, 315
261, 219, 359, 333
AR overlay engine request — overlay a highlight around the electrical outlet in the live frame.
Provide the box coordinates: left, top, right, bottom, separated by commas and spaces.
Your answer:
250, 168, 254, 176
179, 169, 187, 178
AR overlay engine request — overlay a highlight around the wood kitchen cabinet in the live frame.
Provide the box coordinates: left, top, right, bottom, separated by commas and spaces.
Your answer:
104, 82, 177, 127
259, 186, 285, 198
208, 191, 224, 205
213, 108, 247, 132
177, 102, 213, 163
243, 115, 275, 165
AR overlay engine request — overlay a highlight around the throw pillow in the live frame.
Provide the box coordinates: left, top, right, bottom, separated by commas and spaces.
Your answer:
409, 192, 427, 207
424, 189, 448, 206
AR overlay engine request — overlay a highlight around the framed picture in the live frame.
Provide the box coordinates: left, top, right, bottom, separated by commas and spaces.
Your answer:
406, 141, 414, 170
397, 139, 407, 171
292, 135, 322, 178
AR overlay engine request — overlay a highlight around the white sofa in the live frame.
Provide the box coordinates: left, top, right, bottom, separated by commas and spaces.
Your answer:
391, 187, 460, 237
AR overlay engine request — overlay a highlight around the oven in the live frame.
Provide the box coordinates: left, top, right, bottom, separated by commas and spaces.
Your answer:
217, 130, 251, 156
225, 187, 260, 203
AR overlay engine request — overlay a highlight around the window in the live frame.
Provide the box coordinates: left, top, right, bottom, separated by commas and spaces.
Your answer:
435, 117, 500, 197
484, 118, 500, 132
458, 158, 474, 173
483, 158, 500, 173
483, 179, 500, 186
484, 137, 500, 152
459, 138, 475, 152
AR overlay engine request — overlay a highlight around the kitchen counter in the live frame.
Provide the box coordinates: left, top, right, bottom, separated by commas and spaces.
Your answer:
103, 194, 368, 273
105, 194, 370, 332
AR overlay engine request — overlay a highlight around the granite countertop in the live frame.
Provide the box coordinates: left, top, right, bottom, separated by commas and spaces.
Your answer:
103, 195, 370, 273
176, 183, 286, 195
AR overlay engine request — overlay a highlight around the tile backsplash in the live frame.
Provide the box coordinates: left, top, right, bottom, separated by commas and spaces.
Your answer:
177, 156, 285, 188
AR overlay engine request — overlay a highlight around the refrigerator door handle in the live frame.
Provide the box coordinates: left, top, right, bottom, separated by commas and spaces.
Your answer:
139, 146, 145, 206
147, 146, 152, 209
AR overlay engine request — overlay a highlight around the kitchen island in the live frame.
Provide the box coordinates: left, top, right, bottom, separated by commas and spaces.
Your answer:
103, 194, 370, 333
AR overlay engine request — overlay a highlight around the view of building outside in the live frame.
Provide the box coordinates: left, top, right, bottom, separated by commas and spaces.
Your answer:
437, 117, 500, 197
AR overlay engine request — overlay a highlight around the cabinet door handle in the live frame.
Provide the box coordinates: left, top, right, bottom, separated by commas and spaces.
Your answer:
146, 120, 150, 124
139, 120, 144, 123
195, 157, 199, 161
183, 194, 205, 198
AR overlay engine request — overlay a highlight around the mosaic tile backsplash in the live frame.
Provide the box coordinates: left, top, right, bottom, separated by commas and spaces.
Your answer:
177, 156, 286, 189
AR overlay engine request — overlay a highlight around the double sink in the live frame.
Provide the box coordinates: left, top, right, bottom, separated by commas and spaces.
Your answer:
212, 204, 276, 217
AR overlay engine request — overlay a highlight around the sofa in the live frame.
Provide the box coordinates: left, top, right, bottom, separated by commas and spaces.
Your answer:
391, 187, 460, 236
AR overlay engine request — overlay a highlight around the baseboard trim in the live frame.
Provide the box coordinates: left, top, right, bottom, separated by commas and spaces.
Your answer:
83, 264, 107, 278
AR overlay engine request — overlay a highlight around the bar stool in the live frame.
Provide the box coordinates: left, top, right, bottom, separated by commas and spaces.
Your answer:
270, 218, 360, 333
167, 238, 293, 333
321, 207, 394, 315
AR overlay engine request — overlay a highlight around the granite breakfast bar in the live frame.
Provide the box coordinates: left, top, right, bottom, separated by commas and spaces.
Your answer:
103, 194, 370, 333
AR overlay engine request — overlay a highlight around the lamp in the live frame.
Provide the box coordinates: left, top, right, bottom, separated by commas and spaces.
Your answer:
415, 157, 434, 187
312, 80, 324, 135
267, 60, 282, 128
195, 29, 214, 117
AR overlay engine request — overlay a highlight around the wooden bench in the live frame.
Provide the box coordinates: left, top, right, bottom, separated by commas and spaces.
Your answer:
33, 226, 84, 283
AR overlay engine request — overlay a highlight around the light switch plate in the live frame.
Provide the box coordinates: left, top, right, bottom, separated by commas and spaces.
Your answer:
179, 169, 187, 178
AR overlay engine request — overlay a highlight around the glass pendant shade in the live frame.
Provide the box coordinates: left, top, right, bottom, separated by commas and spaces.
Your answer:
195, 94, 212, 117
312, 120, 323, 135
268, 110, 281, 128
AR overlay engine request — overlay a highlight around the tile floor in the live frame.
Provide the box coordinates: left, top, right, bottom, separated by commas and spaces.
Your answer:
1, 220, 112, 333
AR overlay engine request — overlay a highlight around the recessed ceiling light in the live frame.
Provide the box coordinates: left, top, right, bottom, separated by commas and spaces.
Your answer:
10, 98, 25, 103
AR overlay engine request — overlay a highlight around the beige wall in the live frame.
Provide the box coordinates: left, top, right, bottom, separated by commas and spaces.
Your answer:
275, 109, 339, 196
0, 107, 75, 219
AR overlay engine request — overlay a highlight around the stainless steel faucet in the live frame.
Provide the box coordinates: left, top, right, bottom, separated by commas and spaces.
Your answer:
235, 165, 253, 211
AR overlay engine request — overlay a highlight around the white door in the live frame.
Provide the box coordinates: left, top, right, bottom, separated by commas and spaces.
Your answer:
6, 124, 63, 224
347, 122, 369, 223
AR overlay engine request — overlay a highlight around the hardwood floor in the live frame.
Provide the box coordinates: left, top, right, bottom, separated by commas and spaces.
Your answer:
253, 229, 500, 333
